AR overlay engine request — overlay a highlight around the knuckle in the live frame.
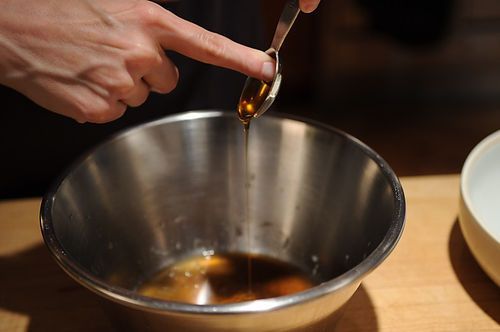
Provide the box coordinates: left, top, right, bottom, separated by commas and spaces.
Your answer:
129, 93, 149, 107
133, 42, 156, 61
150, 52, 163, 67
168, 74, 179, 93
136, 1, 160, 25
141, 49, 162, 68
83, 110, 109, 124
138, 95, 148, 106
107, 103, 127, 121
126, 39, 162, 70
164, 69, 179, 93
128, 98, 143, 108
151, 64, 179, 94
110, 75, 135, 97
197, 32, 227, 60
86, 66, 135, 98
77, 101, 114, 124
71, 89, 125, 124
155, 77, 178, 94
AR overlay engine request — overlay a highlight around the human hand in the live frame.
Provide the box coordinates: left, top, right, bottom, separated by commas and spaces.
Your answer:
299, 0, 321, 13
0, 0, 275, 123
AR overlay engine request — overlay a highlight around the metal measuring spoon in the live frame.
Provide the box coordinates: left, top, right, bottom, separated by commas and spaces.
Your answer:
237, 0, 300, 122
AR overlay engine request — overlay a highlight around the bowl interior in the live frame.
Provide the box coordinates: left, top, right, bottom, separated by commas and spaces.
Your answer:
42, 111, 404, 308
463, 130, 500, 242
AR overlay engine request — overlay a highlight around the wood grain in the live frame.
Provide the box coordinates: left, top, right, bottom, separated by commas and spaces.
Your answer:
337, 175, 500, 332
0, 175, 499, 331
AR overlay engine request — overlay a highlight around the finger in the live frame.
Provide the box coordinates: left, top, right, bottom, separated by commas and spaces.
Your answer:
299, 0, 320, 13
154, 10, 275, 81
120, 79, 150, 107
91, 100, 127, 124
143, 51, 179, 94
77, 99, 128, 124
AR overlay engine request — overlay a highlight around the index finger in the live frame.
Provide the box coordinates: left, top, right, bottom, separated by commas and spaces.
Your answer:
153, 9, 275, 81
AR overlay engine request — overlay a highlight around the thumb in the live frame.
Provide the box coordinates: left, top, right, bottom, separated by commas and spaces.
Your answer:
300, 0, 320, 13
154, 9, 275, 81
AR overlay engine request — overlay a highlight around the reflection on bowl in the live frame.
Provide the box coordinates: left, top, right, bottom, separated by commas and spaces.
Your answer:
459, 130, 500, 286
40, 111, 405, 331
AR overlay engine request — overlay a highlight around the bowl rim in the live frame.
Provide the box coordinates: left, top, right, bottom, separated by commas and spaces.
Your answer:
460, 129, 500, 243
40, 110, 406, 314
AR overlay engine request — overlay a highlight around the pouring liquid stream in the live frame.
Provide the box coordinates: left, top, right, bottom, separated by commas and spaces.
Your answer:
238, 77, 273, 296
243, 124, 252, 295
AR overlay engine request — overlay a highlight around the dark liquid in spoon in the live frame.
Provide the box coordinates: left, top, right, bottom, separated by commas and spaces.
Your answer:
237, 78, 271, 128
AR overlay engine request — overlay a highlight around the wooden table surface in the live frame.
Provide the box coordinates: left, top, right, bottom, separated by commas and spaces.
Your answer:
0, 175, 499, 332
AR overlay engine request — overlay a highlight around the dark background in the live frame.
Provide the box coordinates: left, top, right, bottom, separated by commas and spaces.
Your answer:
270, 0, 500, 176
2, 0, 500, 198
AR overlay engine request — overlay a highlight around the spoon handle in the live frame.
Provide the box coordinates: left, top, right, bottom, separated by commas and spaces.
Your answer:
270, 0, 300, 52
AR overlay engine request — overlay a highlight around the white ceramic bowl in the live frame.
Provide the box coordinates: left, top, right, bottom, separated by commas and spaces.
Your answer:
459, 130, 500, 286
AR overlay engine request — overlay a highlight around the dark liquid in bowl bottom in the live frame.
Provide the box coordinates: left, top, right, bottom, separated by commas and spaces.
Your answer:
137, 253, 316, 305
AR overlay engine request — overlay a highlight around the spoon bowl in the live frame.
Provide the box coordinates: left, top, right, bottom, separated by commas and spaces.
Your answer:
237, 49, 282, 121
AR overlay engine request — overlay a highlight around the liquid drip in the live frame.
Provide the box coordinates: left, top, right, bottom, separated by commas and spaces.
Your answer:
136, 253, 315, 305
243, 125, 252, 294
237, 78, 270, 297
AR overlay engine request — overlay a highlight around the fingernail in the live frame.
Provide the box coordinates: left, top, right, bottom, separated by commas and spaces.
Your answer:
262, 61, 275, 81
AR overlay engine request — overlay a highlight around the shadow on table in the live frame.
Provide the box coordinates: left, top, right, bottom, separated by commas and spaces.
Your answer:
0, 244, 115, 332
448, 219, 500, 324
334, 284, 378, 332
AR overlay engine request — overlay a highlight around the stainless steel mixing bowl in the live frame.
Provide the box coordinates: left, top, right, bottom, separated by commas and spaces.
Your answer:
40, 111, 405, 332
